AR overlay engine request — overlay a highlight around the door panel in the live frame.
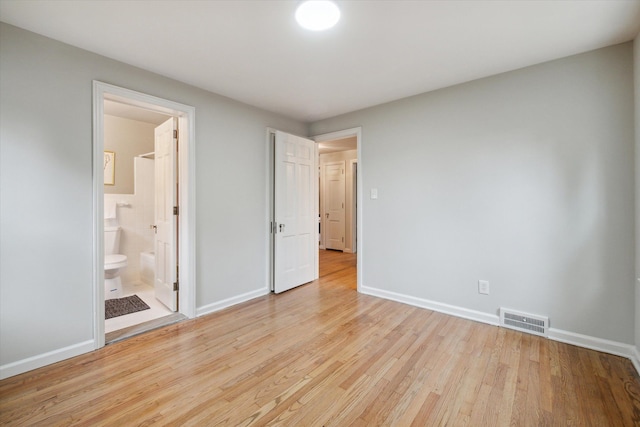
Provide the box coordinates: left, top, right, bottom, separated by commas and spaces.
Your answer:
324, 161, 345, 250
154, 117, 177, 311
274, 131, 318, 293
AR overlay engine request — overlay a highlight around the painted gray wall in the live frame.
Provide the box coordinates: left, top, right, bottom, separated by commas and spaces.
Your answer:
311, 43, 635, 344
0, 23, 305, 366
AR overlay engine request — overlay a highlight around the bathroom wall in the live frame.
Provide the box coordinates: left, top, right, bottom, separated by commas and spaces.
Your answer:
104, 115, 156, 195
105, 157, 155, 284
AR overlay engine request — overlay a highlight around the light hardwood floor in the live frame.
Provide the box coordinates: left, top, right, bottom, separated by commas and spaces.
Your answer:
2, 250, 640, 425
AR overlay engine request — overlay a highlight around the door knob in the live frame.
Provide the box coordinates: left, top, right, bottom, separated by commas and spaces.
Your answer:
151, 225, 157, 234
279, 224, 285, 232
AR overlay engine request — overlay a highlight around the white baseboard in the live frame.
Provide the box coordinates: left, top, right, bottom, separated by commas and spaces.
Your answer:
0, 340, 95, 380
360, 286, 500, 326
632, 347, 640, 375
5, 288, 639, 380
196, 288, 269, 317
1, 289, 269, 380
360, 285, 640, 376
548, 328, 639, 368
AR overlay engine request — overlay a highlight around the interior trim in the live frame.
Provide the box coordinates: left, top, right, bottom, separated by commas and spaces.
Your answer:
0, 340, 95, 380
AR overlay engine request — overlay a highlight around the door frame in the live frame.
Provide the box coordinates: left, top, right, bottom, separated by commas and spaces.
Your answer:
349, 159, 358, 254
265, 127, 362, 293
92, 81, 197, 348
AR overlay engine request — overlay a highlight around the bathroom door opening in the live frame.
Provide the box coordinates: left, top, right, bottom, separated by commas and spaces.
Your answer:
103, 110, 177, 339
93, 81, 196, 349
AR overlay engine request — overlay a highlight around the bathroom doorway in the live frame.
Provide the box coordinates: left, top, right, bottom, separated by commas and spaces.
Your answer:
93, 82, 196, 347
103, 105, 175, 339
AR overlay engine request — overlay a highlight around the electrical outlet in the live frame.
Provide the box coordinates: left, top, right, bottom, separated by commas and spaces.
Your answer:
478, 280, 490, 295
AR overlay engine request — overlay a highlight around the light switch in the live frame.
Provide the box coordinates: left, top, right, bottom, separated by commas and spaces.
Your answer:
370, 188, 378, 199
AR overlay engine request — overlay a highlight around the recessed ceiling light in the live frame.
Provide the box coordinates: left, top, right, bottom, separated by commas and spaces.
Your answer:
295, 1, 341, 31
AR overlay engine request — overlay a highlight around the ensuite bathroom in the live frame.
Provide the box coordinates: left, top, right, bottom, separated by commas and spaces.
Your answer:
103, 101, 174, 335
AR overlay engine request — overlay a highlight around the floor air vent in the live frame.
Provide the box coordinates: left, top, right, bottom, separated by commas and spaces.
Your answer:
499, 308, 548, 337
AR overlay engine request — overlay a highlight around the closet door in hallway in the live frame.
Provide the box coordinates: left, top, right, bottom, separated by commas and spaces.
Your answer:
323, 161, 345, 251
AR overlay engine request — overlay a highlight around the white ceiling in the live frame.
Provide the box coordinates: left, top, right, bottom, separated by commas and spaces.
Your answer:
319, 136, 357, 154
1, 1, 639, 122
104, 99, 172, 125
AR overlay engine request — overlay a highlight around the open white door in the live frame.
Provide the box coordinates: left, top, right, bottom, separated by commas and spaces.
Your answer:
154, 117, 178, 311
274, 131, 317, 293
324, 161, 346, 251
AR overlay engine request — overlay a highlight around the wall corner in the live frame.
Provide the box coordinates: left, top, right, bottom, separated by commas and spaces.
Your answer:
634, 33, 640, 356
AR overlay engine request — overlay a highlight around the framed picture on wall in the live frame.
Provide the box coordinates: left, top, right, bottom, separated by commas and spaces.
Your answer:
104, 151, 115, 185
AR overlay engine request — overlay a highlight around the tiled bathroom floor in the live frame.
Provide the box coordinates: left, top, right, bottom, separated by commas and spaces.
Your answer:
105, 281, 174, 333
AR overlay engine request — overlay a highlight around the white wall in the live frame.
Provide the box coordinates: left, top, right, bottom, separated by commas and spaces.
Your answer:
105, 157, 155, 284
104, 115, 156, 195
0, 23, 305, 374
320, 149, 357, 252
311, 43, 635, 344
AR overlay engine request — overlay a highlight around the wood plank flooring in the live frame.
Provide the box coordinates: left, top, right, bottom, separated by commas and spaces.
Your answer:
2, 250, 640, 425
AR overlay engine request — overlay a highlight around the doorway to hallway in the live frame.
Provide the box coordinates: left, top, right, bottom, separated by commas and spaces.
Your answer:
266, 126, 362, 294
315, 127, 362, 292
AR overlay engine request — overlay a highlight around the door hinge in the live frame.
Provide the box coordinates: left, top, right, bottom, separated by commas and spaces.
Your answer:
173, 206, 179, 215
173, 281, 179, 291
173, 129, 178, 139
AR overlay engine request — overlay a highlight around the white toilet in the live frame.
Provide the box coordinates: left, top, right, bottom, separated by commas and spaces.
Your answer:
104, 226, 128, 300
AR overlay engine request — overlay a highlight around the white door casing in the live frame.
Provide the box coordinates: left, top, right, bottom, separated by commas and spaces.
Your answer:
154, 117, 178, 310
273, 131, 318, 293
324, 161, 345, 251
350, 160, 358, 253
